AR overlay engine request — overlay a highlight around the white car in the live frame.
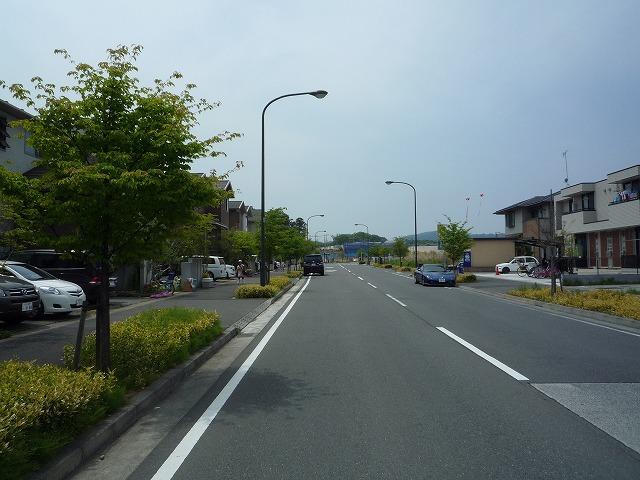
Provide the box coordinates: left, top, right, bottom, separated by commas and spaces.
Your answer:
0, 261, 86, 315
495, 256, 539, 274
224, 264, 236, 279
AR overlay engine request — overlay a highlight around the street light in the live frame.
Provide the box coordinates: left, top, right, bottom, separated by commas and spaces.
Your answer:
306, 214, 325, 240
354, 223, 369, 264
260, 90, 328, 286
385, 180, 418, 268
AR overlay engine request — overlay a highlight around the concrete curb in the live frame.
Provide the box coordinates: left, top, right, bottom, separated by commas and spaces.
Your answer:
31, 276, 301, 480
459, 285, 640, 334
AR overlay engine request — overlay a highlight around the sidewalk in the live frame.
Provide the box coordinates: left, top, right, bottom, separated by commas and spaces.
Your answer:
0, 274, 279, 365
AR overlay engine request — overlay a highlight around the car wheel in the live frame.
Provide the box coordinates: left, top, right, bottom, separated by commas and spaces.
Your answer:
502, 267, 510, 273
414, 276, 419, 284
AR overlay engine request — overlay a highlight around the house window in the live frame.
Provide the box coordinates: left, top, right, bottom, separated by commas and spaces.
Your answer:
506, 212, 515, 228
23, 131, 38, 157
621, 233, 627, 255
582, 192, 594, 211
0, 117, 9, 150
567, 198, 573, 213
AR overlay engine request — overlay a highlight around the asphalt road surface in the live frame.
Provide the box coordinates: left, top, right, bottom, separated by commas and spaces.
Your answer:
83, 264, 640, 479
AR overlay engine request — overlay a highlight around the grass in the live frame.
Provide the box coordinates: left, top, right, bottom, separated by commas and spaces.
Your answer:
509, 286, 640, 320
0, 329, 11, 339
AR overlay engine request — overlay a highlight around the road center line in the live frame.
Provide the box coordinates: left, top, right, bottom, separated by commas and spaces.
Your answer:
367, 283, 377, 289
436, 327, 529, 381
385, 293, 407, 307
151, 277, 312, 480
357, 276, 364, 280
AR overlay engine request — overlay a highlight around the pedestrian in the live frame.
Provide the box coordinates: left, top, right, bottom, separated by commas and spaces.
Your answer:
236, 260, 245, 283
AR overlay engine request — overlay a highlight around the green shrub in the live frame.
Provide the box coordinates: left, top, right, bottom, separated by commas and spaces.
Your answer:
0, 360, 123, 479
457, 273, 477, 283
400, 266, 412, 272
269, 277, 291, 289
509, 287, 640, 320
383, 264, 393, 269
63, 308, 223, 390
235, 284, 279, 299
0, 329, 10, 340
285, 271, 301, 278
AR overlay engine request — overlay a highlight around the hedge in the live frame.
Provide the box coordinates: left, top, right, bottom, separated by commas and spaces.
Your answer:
235, 284, 279, 298
63, 307, 223, 390
285, 271, 301, 278
269, 276, 291, 290
0, 361, 123, 480
457, 273, 477, 283
509, 287, 640, 320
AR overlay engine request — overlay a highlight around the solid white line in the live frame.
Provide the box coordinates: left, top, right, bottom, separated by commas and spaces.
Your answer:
436, 327, 529, 381
368, 283, 378, 289
151, 277, 312, 480
357, 276, 364, 280
385, 293, 407, 307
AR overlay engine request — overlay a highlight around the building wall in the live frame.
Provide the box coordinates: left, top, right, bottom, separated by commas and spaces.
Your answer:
0, 112, 37, 174
468, 239, 515, 270
505, 210, 523, 236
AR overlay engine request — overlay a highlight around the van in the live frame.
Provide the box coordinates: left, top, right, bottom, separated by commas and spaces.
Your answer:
203, 256, 227, 279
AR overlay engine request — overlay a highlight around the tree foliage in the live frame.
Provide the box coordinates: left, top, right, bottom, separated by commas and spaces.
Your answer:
333, 232, 386, 245
221, 229, 258, 265
392, 237, 409, 265
437, 217, 473, 266
0, 45, 239, 369
259, 208, 313, 265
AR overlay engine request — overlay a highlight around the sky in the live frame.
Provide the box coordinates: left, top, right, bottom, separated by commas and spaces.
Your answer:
3, 0, 640, 240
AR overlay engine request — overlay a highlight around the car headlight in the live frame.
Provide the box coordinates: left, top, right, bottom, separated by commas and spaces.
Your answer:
39, 286, 63, 295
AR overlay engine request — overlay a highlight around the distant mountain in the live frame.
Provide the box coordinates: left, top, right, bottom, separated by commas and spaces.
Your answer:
400, 231, 505, 244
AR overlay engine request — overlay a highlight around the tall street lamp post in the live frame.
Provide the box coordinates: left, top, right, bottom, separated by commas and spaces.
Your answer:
354, 223, 369, 264
260, 90, 328, 286
306, 214, 325, 241
385, 180, 418, 268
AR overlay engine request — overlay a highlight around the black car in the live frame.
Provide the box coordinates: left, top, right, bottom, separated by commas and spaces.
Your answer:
8, 250, 108, 303
303, 254, 324, 276
0, 275, 40, 324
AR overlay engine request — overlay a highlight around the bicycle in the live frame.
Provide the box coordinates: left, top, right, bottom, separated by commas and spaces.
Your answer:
529, 265, 560, 279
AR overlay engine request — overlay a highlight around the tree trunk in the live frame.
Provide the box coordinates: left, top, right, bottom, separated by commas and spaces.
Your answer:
95, 253, 111, 372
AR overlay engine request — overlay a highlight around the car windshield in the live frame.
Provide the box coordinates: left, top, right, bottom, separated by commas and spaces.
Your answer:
421, 264, 445, 272
305, 255, 323, 262
6, 264, 56, 281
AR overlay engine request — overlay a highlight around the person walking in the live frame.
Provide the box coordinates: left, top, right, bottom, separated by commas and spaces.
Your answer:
235, 260, 245, 284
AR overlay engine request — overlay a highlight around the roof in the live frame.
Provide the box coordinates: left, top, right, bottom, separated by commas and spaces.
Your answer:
228, 200, 245, 210
493, 194, 555, 215
217, 180, 232, 191
0, 99, 33, 120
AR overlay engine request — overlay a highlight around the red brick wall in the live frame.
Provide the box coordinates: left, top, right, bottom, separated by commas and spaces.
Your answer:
588, 232, 597, 267
601, 234, 609, 267
612, 230, 621, 267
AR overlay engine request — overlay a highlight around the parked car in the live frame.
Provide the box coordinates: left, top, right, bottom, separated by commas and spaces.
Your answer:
8, 250, 110, 303
303, 254, 325, 276
0, 261, 85, 316
202, 256, 227, 279
224, 264, 236, 279
414, 264, 457, 286
0, 275, 40, 324
495, 256, 539, 274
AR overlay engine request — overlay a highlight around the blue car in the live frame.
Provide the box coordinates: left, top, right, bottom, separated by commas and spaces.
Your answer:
414, 264, 457, 287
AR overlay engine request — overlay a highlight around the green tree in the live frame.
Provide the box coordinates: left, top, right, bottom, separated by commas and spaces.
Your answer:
156, 213, 215, 266
437, 217, 473, 266
0, 45, 238, 370
221, 229, 258, 265
392, 238, 409, 265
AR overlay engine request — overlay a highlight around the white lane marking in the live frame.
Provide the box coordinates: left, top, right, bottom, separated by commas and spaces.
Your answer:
151, 277, 312, 480
459, 287, 640, 339
357, 276, 364, 280
436, 327, 529, 381
368, 283, 378, 289
385, 293, 407, 307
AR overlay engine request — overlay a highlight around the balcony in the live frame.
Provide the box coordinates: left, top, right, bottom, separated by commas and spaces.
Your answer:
560, 209, 598, 233
609, 197, 640, 228
609, 190, 639, 206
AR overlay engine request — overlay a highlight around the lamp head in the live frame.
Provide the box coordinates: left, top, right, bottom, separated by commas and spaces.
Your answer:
385, 180, 394, 185
311, 90, 328, 99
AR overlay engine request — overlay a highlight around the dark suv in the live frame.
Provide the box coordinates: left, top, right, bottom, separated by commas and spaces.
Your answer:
9, 250, 103, 303
303, 254, 324, 276
0, 275, 40, 324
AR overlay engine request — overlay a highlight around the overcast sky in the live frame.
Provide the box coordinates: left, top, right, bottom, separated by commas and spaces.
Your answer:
4, 1, 639, 240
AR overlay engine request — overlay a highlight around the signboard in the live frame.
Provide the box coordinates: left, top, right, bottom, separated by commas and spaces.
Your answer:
463, 251, 472, 267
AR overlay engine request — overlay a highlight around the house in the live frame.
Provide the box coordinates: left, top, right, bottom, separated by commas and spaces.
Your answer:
0, 99, 38, 174
554, 164, 640, 269
228, 200, 252, 231
494, 194, 556, 259
247, 208, 261, 233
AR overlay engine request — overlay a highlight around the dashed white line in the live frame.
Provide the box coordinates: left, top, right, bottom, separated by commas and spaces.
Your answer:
436, 327, 529, 381
150, 278, 312, 479
357, 276, 364, 280
385, 293, 407, 307
367, 283, 378, 289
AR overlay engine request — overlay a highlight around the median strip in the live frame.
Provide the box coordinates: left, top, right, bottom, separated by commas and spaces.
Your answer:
385, 294, 407, 307
436, 327, 529, 381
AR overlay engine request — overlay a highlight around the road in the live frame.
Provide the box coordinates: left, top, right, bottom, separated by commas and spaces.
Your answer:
78, 263, 640, 479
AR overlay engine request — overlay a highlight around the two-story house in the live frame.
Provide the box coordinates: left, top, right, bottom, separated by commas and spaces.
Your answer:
494, 194, 555, 259
0, 99, 38, 174
554, 165, 640, 269
228, 200, 252, 231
